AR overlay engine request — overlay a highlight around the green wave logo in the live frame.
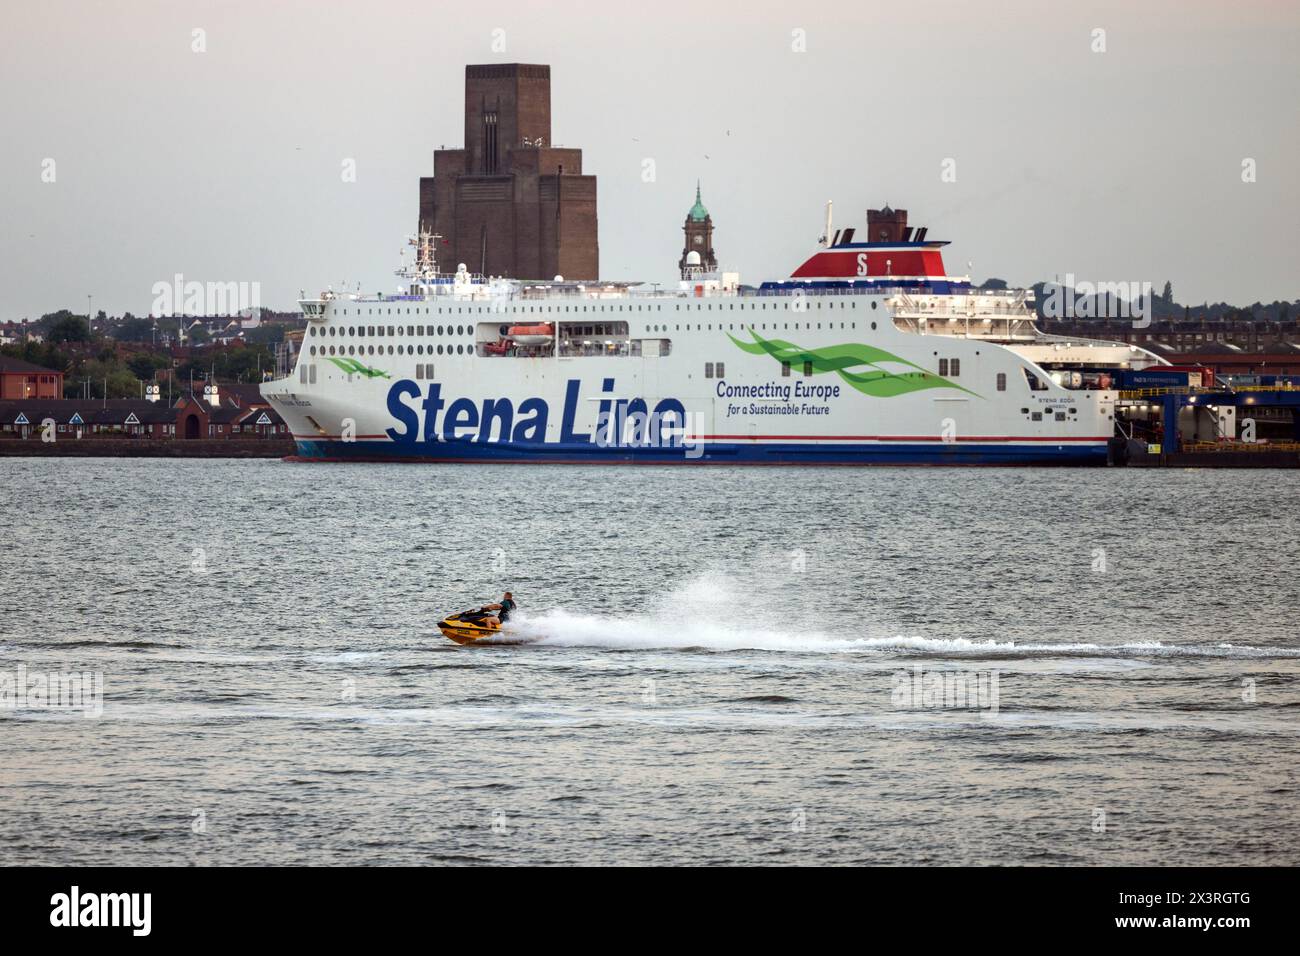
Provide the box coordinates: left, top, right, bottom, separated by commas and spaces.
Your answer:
325, 357, 391, 379
727, 330, 978, 399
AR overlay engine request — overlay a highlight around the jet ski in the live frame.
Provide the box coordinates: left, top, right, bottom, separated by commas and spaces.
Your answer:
438, 607, 509, 645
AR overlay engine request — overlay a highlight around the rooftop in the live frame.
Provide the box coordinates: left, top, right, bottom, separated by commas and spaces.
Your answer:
0, 356, 61, 375
688, 182, 709, 222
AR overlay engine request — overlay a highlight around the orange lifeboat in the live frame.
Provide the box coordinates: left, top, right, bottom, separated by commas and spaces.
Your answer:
506, 322, 555, 346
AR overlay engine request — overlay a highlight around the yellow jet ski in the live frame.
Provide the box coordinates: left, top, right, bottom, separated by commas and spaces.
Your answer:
438, 607, 507, 645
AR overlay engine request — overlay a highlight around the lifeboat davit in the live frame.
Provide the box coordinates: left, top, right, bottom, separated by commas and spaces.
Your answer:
506, 323, 554, 346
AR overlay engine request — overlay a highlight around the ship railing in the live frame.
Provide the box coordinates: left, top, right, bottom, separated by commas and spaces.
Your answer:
1119, 384, 1300, 399
1182, 440, 1300, 452
361, 283, 1042, 306
889, 292, 1033, 315
476, 340, 661, 359
1118, 387, 1194, 398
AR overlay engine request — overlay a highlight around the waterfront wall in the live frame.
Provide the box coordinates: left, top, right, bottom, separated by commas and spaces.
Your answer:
1128, 448, 1300, 468
0, 439, 294, 458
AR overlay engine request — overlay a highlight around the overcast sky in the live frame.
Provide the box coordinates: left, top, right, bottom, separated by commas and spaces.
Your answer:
2, 0, 1297, 319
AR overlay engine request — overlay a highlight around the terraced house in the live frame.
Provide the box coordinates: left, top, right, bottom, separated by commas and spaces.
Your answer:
0, 381, 285, 440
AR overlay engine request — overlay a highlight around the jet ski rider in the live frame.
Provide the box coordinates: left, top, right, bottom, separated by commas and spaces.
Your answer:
483, 592, 516, 628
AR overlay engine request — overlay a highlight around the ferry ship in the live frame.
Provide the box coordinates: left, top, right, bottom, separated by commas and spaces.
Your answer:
261, 208, 1165, 465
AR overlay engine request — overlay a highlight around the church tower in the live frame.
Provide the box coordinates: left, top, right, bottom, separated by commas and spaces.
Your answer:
679, 182, 718, 279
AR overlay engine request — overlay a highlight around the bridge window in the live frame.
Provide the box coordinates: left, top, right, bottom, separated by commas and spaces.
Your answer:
782, 361, 791, 378
1023, 368, 1049, 391
705, 362, 714, 378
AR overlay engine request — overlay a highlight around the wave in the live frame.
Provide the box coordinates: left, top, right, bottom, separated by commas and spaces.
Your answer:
22, 639, 189, 650
504, 572, 1300, 660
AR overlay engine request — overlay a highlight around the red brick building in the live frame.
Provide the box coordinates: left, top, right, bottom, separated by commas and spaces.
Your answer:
419, 64, 599, 280
0, 356, 63, 399
0, 381, 285, 440
173, 384, 285, 439
0, 400, 178, 438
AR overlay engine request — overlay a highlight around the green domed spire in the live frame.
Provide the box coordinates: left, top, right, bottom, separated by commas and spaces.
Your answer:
688, 181, 709, 222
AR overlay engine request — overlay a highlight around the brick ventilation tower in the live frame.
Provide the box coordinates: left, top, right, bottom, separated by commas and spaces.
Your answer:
866, 205, 908, 242
418, 64, 599, 280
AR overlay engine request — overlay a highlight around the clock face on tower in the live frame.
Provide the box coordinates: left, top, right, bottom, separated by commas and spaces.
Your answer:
693, 236, 703, 245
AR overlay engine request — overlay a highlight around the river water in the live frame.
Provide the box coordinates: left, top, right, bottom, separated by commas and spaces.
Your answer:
1, 458, 1297, 865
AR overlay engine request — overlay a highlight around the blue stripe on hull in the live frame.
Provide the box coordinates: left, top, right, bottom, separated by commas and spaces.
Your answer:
291, 439, 1108, 466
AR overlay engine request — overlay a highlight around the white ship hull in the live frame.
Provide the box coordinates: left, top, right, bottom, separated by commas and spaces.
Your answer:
261, 289, 1123, 465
